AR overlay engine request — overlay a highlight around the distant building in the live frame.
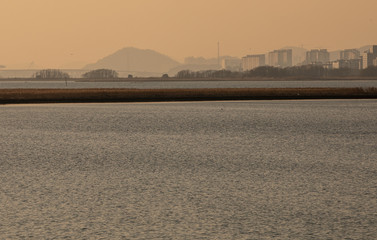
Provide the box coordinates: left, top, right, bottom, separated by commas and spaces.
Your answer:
340, 49, 360, 60
322, 62, 333, 70
351, 58, 363, 70
362, 45, 377, 69
331, 59, 362, 70
372, 45, 377, 54
268, 49, 292, 68
242, 54, 265, 71
305, 49, 330, 64
362, 52, 374, 69
221, 58, 242, 71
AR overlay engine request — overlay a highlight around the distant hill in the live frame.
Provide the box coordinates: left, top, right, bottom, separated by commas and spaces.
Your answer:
84, 47, 180, 75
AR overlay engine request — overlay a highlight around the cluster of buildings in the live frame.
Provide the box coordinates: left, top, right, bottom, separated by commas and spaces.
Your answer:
238, 49, 293, 71
304, 47, 377, 70
221, 45, 377, 71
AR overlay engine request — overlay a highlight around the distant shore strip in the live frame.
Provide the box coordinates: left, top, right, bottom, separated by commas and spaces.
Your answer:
1, 88, 377, 104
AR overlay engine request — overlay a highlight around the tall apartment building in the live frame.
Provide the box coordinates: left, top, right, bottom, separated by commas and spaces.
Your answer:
363, 52, 374, 69
305, 49, 330, 64
372, 45, 377, 55
221, 58, 242, 71
362, 45, 377, 69
242, 54, 265, 71
268, 49, 292, 68
340, 49, 360, 60
331, 59, 362, 70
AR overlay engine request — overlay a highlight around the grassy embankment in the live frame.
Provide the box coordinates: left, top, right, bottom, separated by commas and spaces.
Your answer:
1, 88, 377, 104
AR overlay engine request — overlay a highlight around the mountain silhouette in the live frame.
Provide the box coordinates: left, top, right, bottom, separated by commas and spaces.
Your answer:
84, 47, 180, 75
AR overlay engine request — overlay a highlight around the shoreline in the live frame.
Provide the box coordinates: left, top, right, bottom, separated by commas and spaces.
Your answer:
1, 88, 377, 105
1, 77, 377, 82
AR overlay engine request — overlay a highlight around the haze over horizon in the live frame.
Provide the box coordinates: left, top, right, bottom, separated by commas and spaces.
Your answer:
1, 0, 376, 69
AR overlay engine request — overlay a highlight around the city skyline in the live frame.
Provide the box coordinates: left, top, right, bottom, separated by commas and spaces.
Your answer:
1, 0, 377, 69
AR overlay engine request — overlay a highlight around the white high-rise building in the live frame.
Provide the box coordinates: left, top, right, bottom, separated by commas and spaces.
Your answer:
306, 49, 329, 64
242, 54, 265, 71
362, 45, 377, 69
268, 49, 292, 67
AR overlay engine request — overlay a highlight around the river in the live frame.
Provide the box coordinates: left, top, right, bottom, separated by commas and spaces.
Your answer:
1, 79, 377, 89
1, 100, 376, 239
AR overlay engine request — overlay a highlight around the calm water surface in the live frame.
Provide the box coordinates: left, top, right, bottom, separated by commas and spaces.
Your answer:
1, 100, 377, 239
1, 79, 377, 89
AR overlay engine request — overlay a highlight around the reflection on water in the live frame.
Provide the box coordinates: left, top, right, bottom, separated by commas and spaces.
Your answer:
1, 100, 377, 239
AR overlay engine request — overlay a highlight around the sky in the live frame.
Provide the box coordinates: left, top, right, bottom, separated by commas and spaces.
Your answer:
1, 0, 377, 69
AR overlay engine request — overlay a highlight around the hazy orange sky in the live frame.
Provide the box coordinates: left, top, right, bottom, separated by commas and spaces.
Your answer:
1, 0, 376, 68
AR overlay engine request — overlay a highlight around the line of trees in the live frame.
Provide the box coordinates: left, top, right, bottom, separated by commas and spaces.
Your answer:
176, 66, 377, 79
31, 66, 377, 79
82, 69, 119, 79
34, 69, 70, 79
362, 66, 377, 77
33, 69, 120, 79
176, 69, 242, 78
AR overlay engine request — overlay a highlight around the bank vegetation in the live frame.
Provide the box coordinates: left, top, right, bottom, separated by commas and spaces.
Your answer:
1, 87, 377, 104
176, 66, 377, 79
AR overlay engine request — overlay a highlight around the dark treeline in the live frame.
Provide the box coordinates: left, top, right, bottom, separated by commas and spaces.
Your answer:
176, 65, 377, 79
82, 69, 118, 79
34, 69, 70, 79
33, 69, 119, 79
31, 66, 377, 79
